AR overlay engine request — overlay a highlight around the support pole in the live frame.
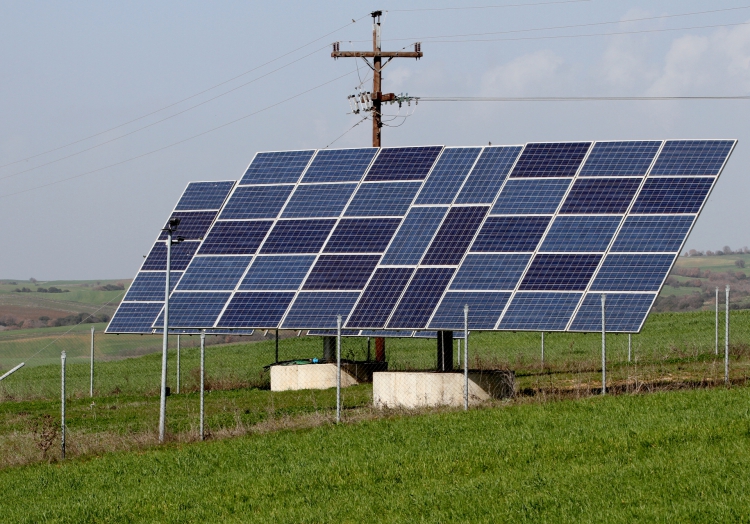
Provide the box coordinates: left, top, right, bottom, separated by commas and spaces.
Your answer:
375, 337, 385, 362
464, 305, 469, 411
716, 287, 719, 356
336, 315, 342, 423
628, 333, 632, 363
372, 14, 382, 146
61, 351, 66, 460
725, 285, 730, 385
176, 334, 181, 394
457, 338, 461, 370
90, 326, 95, 397
541, 332, 545, 369
275, 329, 279, 364
366, 337, 371, 362
437, 331, 453, 371
159, 229, 171, 444
601, 294, 606, 396
200, 330, 205, 440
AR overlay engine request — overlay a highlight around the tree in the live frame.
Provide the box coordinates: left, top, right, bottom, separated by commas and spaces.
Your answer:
735, 259, 745, 268
724, 245, 732, 255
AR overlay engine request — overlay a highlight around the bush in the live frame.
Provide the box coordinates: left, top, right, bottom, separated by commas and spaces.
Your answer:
735, 259, 745, 268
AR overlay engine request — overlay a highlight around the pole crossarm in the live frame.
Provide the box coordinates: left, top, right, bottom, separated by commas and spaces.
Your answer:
331, 51, 423, 58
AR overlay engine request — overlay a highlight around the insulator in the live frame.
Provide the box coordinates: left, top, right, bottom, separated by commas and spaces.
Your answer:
415, 42, 421, 53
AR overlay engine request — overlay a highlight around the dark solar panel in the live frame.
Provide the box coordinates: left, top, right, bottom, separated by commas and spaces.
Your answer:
302, 148, 378, 183
324, 218, 402, 253
345, 181, 422, 216
217, 292, 296, 328
158, 211, 217, 240
415, 147, 482, 205
579, 141, 661, 177
456, 146, 523, 204
282, 292, 361, 329
422, 206, 489, 265
631, 177, 715, 214
240, 150, 315, 185
124, 271, 182, 302
472, 216, 550, 253
429, 291, 510, 330
346, 267, 415, 328
176, 256, 252, 291
260, 219, 336, 254
590, 254, 675, 291
282, 183, 357, 218
520, 254, 602, 291
569, 292, 656, 332
219, 185, 294, 220
381, 207, 447, 265
559, 178, 641, 214
303, 255, 380, 290
387, 267, 455, 328
498, 292, 582, 330
239, 255, 316, 290
491, 179, 571, 215
175, 181, 234, 210
611, 215, 695, 252
650, 140, 735, 176
365, 146, 443, 181
540, 216, 622, 252
510, 142, 591, 178
198, 221, 273, 255
450, 254, 530, 290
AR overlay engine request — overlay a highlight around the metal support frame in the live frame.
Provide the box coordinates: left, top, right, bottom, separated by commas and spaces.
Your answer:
601, 294, 606, 396
541, 332, 545, 368
90, 326, 94, 397
716, 287, 719, 356
200, 330, 205, 440
176, 334, 181, 394
61, 351, 66, 459
628, 333, 632, 363
159, 228, 172, 443
464, 305, 469, 411
725, 285, 730, 385
336, 315, 342, 423
275, 329, 279, 363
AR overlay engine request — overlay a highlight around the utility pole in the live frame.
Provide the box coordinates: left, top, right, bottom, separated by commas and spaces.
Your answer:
332, 10, 423, 147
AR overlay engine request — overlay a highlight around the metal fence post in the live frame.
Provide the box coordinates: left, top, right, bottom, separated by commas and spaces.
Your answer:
464, 305, 469, 411
628, 333, 631, 363
200, 330, 205, 441
725, 285, 730, 385
61, 351, 66, 460
336, 315, 342, 423
176, 334, 181, 395
457, 338, 461, 370
601, 294, 606, 396
275, 329, 279, 363
716, 287, 719, 356
541, 332, 545, 369
90, 326, 95, 397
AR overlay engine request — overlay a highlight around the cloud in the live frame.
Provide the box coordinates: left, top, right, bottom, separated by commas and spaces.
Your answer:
479, 50, 564, 96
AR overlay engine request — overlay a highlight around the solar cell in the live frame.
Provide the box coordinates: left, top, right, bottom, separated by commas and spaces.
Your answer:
510, 142, 591, 178
381, 207, 448, 265
346, 267, 415, 328
569, 292, 656, 332
158, 212, 217, 240
303, 255, 380, 290
559, 178, 641, 214
387, 267, 455, 328
282, 183, 357, 218
107, 302, 166, 333
611, 215, 695, 252
472, 216, 550, 253
239, 255, 316, 290
631, 177, 715, 214
455, 146, 523, 204
540, 216, 622, 252
579, 141, 661, 177
219, 185, 294, 219
422, 206, 489, 265
450, 254, 531, 290
282, 292, 361, 329
198, 221, 272, 255
429, 291, 510, 329
123, 271, 182, 302
324, 218, 402, 253
415, 147, 482, 205
498, 292, 582, 330
302, 148, 377, 183
520, 254, 601, 291
142, 241, 200, 271
155, 292, 232, 328
260, 219, 336, 254
175, 181, 234, 210
651, 140, 735, 176
240, 150, 315, 185
590, 254, 675, 291
176, 256, 252, 291
365, 146, 443, 181
217, 292, 296, 328
491, 179, 571, 215
345, 181, 422, 216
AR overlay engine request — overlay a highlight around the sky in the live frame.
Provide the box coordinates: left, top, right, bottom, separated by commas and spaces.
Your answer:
1, 0, 749, 280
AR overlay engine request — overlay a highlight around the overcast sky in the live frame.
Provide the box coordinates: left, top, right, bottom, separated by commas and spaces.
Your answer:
1, 0, 749, 280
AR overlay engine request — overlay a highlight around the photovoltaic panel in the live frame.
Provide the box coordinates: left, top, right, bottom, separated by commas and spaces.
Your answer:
124, 272, 182, 302
578, 141, 661, 177
240, 150, 315, 185
415, 147, 481, 205
510, 142, 591, 178
365, 146, 443, 181
176, 181, 235, 210
109, 139, 735, 335
158, 212, 217, 240
455, 146, 523, 204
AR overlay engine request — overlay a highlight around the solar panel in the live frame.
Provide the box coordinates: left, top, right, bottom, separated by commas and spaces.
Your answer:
108, 140, 736, 335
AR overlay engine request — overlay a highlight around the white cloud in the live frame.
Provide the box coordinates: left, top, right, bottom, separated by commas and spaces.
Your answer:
479, 50, 564, 96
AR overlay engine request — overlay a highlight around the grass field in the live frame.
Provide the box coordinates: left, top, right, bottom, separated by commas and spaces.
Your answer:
1, 387, 749, 522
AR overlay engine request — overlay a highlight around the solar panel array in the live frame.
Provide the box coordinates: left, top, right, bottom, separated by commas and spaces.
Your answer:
107, 140, 735, 335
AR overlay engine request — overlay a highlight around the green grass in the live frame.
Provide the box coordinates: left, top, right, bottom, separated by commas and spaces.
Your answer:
0, 279, 128, 306
1, 387, 749, 522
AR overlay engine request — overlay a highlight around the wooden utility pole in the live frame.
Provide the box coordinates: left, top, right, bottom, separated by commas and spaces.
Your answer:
332, 10, 422, 147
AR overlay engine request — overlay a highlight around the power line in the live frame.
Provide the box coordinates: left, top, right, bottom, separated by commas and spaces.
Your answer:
0, 70, 356, 200
390, 0, 591, 12
373, 5, 750, 44
323, 116, 369, 149
0, 14, 370, 171
418, 96, 750, 101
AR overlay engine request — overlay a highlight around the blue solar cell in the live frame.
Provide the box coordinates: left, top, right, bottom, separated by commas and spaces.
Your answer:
455, 146, 523, 204
158, 211, 217, 240
282, 183, 357, 218
175, 181, 234, 210
365, 146, 443, 181
491, 179, 571, 215
611, 215, 695, 252
240, 150, 315, 185
450, 254, 531, 290
415, 147, 482, 205
591, 254, 674, 291
282, 292, 361, 329
303, 255, 380, 290
387, 267, 455, 328
472, 216, 550, 253
345, 182, 422, 216
199, 221, 273, 255
176, 256, 252, 291
559, 178, 641, 214
380, 207, 447, 265
217, 292, 296, 328
520, 254, 601, 291
569, 293, 656, 332
579, 141, 661, 177
219, 185, 294, 220
301, 148, 378, 183
429, 291, 511, 330
346, 267, 415, 328
124, 271, 182, 301
260, 219, 336, 254
308, 329, 362, 336
631, 177, 714, 214
155, 292, 232, 328
239, 255, 316, 290
106, 302, 165, 333
422, 206, 489, 265
510, 142, 591, 178
651, 140, 734, 176
361, 330, 415, 337
540, 216, 622, 252
324, 218, 401, 254
498, 292, 582, 330
142, 241, 199, 271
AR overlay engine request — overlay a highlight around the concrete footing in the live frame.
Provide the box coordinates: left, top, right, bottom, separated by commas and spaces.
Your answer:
373, 370, 515, 409
270, 361, 388, 392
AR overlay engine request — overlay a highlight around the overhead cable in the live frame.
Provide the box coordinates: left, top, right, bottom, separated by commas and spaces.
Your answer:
418, 96, 750, 101
390, 0, 591, 12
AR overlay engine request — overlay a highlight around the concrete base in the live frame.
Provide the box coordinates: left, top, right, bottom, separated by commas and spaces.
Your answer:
373, 370, 515, 409
269, 361, 388, 392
